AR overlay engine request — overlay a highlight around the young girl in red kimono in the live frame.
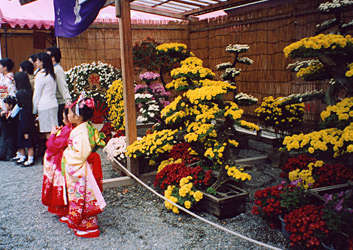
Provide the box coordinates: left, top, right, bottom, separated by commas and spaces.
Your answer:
42, 107, 72, 216
61, 95, 106, 238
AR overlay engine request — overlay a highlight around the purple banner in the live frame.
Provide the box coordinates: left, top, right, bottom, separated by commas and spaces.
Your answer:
54, 0, 105, 38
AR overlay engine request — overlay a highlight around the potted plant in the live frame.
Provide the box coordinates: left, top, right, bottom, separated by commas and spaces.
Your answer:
284, 204, 329, 249
135, 71, 170, 126
321, 190, 353, 250
279, 154, 316, 178
255, 96, 305, 138
252, 184, 286, 229
216, 44, 258, 106
126, 44, 259, 217
252, 182, 313, 235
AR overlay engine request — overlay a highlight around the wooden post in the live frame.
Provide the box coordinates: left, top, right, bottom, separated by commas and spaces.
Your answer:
56, 36, 60, 48
118, 0, 139, 175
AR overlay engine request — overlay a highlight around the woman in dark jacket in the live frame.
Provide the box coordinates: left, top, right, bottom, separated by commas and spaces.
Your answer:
14, 72, 35, 166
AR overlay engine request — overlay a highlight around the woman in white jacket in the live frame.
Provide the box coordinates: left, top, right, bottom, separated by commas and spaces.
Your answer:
33, 53, 58, 139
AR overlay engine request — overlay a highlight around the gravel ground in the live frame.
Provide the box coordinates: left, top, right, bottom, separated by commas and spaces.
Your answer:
0, 149, 289, 250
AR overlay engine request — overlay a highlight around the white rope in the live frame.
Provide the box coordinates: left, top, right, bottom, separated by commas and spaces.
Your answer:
112, 158, 283, 250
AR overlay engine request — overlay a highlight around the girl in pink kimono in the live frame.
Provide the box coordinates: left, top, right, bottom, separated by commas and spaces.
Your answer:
42, 107, 72, 216
61, 96, 106, 238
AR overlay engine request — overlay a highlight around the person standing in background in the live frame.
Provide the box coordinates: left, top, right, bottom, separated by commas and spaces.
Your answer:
0, 58, 16, 110
33, 53, 58, 140
14, 73, 35, 167
28, 54, 40, 78
19, 60, 35, 90
46, 47, 71, 126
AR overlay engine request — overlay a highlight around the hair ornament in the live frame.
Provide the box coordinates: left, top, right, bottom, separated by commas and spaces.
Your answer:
74, 91, 95, 116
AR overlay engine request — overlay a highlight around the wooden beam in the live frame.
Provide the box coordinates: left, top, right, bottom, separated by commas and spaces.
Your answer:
19, 0, 37, 5
130, 3, 187, 19
118, 0, 139, 176
172, 0, 208, 7
151, 0, 173, 7
107, 0, 191, 20
105, 0, 115, 7
183, 0, 264, 16
234, 155, 268, 164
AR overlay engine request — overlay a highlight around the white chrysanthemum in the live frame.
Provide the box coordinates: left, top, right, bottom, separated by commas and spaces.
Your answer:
65, 61, 121, 103
287, 59, 322, 72
103, 136, 141, 161
216, 62, 232, 70
226, 44, 249, 53
235, 92, 258, 105
237, 57, 254, 65
319, 0, 353, 12
221, 68, 241, 79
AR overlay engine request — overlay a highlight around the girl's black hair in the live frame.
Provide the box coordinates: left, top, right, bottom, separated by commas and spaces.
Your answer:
0, 58, 14, 72
14, 72, 32, 91
29, 54, 38, 63
72, 98, 94, 122
16, 89, 32, 108
3, 95, 17, 107
64, 107, 69, 116
46, 47, 62, 63
37, 52, 56, 80
20, 60, 34, 75
63, 107, 69, 122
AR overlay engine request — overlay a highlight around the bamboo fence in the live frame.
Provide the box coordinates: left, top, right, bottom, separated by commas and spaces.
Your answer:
58, 0, 353, 124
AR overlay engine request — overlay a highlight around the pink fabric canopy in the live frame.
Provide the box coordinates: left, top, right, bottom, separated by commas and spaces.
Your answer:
0, 0, 54, 29
0, 0, 226, 29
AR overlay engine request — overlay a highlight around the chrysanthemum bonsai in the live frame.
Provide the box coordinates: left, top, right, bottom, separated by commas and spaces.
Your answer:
278, 1, 353, 165
106, 79, 125, 131
255, 96, 305, 136
155, 42, 194, 86
270, 0, 353, 144
133, 37, 160, 72
126, 45, 259, 213
216, 44, 258, 106
282, 0, 353, 106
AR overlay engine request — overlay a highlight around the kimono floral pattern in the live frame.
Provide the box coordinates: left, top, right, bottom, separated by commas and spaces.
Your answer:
63, 122, 106, 231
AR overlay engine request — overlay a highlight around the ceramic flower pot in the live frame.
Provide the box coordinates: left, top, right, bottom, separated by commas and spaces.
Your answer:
196, 182, 248, 219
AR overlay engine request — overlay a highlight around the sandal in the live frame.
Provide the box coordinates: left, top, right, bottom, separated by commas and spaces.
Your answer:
59, 216, 69, 224
74, 229, 100, 238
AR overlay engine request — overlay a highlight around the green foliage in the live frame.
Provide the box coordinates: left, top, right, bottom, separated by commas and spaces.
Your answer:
206, 187, 217, 195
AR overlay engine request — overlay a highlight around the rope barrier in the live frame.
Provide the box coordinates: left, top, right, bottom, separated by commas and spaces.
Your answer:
112, 158, 283, 250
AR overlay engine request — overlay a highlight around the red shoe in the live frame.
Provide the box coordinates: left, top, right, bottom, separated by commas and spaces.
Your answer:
74, 229, 100, 238
59, 216, 69, 224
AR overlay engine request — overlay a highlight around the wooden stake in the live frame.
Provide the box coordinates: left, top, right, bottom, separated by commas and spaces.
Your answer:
118, 0, 139, 176
56, 36, 60, 48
